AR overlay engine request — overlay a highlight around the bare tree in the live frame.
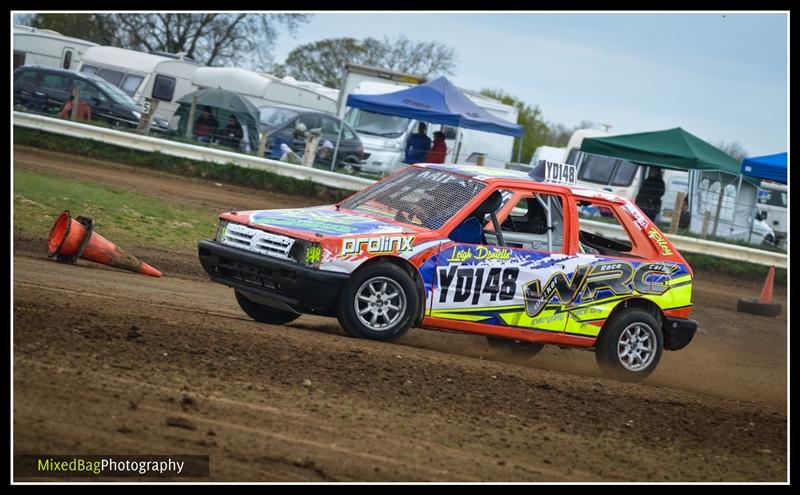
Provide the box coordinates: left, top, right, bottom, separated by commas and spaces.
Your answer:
25, 13, 310, 69
273, 36, 457, 87
715, 140, 748, 162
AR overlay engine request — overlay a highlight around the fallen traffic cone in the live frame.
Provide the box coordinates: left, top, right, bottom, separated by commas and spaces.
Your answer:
758, 265, 775, 303
47, 210, 162, 277
737, 265, 780, 317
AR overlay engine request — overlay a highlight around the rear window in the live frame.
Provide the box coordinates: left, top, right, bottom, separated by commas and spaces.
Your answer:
340, 168, 486, 230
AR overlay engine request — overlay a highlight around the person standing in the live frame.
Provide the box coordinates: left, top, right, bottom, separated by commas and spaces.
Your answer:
219, 115, 243, 150
403, 122, 432, 164
58, 90, 92, 122
635, 167, 666, 221
425, 131, 448, 163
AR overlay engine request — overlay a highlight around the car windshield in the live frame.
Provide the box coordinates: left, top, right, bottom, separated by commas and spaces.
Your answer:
345, 108, 410, 138
339, 167, 486, 230
90, 77, 138, 106
259, 106, 299, 130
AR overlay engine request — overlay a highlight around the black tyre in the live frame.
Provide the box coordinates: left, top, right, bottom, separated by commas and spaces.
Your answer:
737, 297, 781, 317
234, 290, 300, 325
486, 337, 545, 357
595, 308, 663, 381
337, 263, 418, 341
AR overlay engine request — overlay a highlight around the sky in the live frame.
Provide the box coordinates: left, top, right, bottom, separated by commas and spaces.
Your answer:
271, 12, 788, 156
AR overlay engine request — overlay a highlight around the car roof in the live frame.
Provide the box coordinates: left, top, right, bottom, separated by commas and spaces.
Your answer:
413, 163, 629, 203
17, 65, 105, 84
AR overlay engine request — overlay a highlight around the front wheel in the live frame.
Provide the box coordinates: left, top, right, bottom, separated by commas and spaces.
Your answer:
337, 263, 418, 341
234, 290, 300, 325
595, 308, 663, 381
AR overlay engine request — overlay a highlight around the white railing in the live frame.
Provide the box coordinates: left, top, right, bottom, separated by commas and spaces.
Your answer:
14, 112, 787, 269
13, 111, 374, 192
582, 219, 787, 269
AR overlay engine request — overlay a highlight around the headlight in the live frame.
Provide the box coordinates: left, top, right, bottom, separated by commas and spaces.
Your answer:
383, 140, 401, 150
132, 111, 142, 119
289, 239, 322, 266
215, 220, 229, 242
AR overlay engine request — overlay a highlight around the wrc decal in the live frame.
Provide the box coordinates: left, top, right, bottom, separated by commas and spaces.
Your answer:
523, 261, 680, 317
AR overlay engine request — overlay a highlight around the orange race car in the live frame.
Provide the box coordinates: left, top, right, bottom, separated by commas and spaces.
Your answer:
198, 163, 698, 380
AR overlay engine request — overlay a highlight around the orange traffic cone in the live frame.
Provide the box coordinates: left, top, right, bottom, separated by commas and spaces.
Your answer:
758, 266, 775, 304
47, 210, 161, 277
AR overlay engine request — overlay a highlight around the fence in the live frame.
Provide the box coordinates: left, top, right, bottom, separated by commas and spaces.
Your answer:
13, 110, 787, 268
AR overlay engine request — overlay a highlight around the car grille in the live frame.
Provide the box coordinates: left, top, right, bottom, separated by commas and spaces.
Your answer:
221, 223, 295, 260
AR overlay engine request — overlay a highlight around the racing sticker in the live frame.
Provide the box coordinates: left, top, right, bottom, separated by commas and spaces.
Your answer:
341, 235, 415, 258
523, 261, 679, 317
647, 228, 674, 256
249, 207, 406, 236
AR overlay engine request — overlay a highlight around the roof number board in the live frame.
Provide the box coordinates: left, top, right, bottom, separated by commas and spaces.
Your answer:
540, 160, 576, 185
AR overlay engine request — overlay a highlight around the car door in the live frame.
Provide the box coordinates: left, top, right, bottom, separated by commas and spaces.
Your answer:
428, 187, 575, 335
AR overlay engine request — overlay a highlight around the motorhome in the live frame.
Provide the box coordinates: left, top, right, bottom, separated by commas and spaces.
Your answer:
755, 181, 787, 248
13, 25, 98, 71
337, 65, 519, 176
77, 46, 200, 121
192, 67, 338, 115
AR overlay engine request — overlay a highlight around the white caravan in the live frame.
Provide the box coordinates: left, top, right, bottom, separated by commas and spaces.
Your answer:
755, 181, 787, 248
13, 25, 98, 71
77, 46, 200, 121
192, 67, 338, 114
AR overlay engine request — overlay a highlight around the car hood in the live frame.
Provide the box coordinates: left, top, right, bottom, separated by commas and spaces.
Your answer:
222, 205, 421, 239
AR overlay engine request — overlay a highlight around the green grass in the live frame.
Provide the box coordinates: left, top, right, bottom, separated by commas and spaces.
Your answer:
14, 168, 217, 253
14, 126, 351, 201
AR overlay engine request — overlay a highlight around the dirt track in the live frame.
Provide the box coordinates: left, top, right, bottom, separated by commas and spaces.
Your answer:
13, 148, 788, 481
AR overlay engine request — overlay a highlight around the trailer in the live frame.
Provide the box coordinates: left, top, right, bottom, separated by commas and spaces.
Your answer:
77, 46, 200, 122
192, 67, 338, 115
13, 25, 98, 71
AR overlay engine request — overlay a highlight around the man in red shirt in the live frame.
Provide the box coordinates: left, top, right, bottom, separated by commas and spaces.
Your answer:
425, 131, 448, 163
58, 98, 92, 122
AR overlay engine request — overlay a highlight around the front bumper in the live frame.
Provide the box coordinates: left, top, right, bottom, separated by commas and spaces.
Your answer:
663, 317, 698, 351
198, 240, 348, 316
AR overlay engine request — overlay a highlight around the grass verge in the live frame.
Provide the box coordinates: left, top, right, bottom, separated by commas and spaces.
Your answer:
14, 167, 216, 253
683, 252, 786, 287
14, 126, 351, 202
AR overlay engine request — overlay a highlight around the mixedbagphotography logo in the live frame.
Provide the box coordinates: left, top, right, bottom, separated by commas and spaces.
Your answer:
14, 455, 210, 479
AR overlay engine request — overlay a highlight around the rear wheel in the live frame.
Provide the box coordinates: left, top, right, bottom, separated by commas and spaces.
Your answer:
595, 308, 663, 381
234, 290, 300, 325
337, 263, 418, 341
486, 337, 544, 357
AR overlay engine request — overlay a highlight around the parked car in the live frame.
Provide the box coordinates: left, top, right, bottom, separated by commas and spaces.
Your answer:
258, 105, 364, 168
198, 163, 698, 380
13, 65, 170, 133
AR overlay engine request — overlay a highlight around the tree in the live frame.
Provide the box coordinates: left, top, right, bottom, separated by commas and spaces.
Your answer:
479, 89, 550, 164
273, 36, 457, 88
546, 120, 596, 147
715, 140, 748, 162
24, 13, 310, 69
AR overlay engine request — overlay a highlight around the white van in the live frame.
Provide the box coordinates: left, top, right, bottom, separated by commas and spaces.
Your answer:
192, 67, 338, 115
344, 81, 519, 176
13, 25, 98, 71
77, 46, 200, 121
756, 181, 787, 248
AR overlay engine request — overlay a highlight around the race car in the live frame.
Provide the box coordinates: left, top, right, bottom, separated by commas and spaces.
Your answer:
198, 163, 698, 380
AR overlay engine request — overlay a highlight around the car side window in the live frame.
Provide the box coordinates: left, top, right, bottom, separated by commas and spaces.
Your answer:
319, 116, 340, 137
41, 73, 70, 94
16, 70, 41, 91
73, 80, 104, 103
576, 199, 639, 257
496, 193, 565, 253
343, 124, 357, 141
297, 114, 321, 132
